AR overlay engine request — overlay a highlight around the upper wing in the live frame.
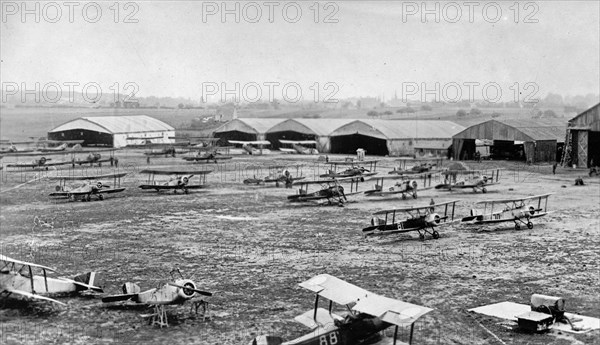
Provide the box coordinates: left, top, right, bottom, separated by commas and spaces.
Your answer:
299, 274, 370, 305
279, 148, 297, 153
373, 200, 460, 215
279, 140, 317, 145
228, 140, 271, 145
352, 294, 433, 327
48, 173, 127, 181
6, 289, 66, 306
476, 193, 552, 204
139, 169, 212, 175
0, 255, 56, 271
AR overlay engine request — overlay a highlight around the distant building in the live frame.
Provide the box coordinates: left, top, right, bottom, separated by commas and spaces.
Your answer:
48, 115, 174, 147
562, 103, 600, 168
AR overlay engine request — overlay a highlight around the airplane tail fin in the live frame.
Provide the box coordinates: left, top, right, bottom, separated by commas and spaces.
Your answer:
73, 272, 104, 292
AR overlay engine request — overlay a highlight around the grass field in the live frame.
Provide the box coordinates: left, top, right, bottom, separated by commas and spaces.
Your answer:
0, 152, 598, 345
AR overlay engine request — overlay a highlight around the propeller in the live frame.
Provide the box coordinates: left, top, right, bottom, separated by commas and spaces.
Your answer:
167, 282, 213, 296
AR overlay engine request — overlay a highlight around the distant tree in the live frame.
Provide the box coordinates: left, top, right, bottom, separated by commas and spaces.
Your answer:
421, 104, 433, 111
178, 103, 185, 109
491, 112, 501, 118
469, 108, 482, 116
383, 110, 393, 115
456, 109, 467, 117
405, 107, 416, 113
543, 109, 558, 118
367, 110, 379, 117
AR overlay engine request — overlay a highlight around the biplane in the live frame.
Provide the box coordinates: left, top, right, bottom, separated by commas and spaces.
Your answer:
228, 140, 271, 155
320, 166, 378, 180
48, 172, 127, 201
244, 169, 305, 187
71, 148, 118, 167
182, 150, 233, 163
389, 157, 445, 175
5, 156, 72, 170
363, 200, 459, 240
288, 177, 363, 205
435, 169, 502, 193
279, 140, 319, 154
364, 173, 434, 200
461, 193, 552, 230
248, 274, 433, 345
0, 255, 103, 306
138, 169, 211, 194
102, 269, 212, 327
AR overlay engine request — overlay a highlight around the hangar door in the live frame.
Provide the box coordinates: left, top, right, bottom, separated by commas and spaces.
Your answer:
48, 129, 113, 147
330, 134, 389, 156
265, 131, 317, 150
213, 130, 257, 146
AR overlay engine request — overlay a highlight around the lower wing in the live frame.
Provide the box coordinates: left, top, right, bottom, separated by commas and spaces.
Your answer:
6, 289, 66, 306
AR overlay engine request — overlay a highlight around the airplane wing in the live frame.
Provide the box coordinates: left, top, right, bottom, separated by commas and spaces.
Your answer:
0, 255, 56, 271
294, 307, 343, 329
96, 187, 126, 194
139, 185, 206, 190
279, 140, 317, 145
101, 294, 138, 303
476, 193, 553, 205
450, 182, 498, 189
279, 148, 297, 153
373, 200, 461, 215
299, 274, 370, 305
47, 173, 128, 181
139, 169, 212, 175
5, 289, 66, 306
228, 140, 271, 145
352, 294, 433, 327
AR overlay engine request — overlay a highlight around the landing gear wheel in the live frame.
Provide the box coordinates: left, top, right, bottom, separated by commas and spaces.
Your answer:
98, 194, 104, 200
173, 190, 177, 194
527, 222, 533, 229
413, 192, 418, 199
402, 194, 407, 200
432, 231, 440, 239
515, 223, 521, 230
184, 188, 189, 194
86, 195, 91, 202
482, 187, 487, 193
419, 233, 425, 240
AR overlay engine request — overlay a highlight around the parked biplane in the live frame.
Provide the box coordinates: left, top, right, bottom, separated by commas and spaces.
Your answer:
389, 157, 445, 175
279, 140, 319, 154
363, 200, 459, 240
48, 172, 127, 201
288, 177, 363, 206
139, 169, 211, 194
248, 274, 433, 345
71, 148, 118, 167
5, 156, 72, 170
0, 255, 103, 306
228, 140, 271, 155
182, 150, 233, 163
461, 193, 552, 230
364, 173, 434, 200
244, 169, 305, 187
102, 269, 212, 327
435, 169, 502, 193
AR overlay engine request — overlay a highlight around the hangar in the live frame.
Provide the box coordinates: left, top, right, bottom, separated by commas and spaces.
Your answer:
265, 118, 351, 152
329, 120, 464, 156
212, 118, 285, 145
47, 115, 174, 148
562, 103, 600, 168
452, 118, 567, 163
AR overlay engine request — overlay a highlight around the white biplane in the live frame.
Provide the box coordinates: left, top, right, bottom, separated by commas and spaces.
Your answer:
228, 140, 271, 155
0, 255, 103, 306
139, 169, 211, 194
461, 193, 552, 230
249, 274, 433, 345
48, 172, 127, 201
279, 140, 319, 154
364, 173, 435, 200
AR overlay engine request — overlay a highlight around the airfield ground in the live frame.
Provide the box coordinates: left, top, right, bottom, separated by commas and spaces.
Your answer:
0, 152, 598, 345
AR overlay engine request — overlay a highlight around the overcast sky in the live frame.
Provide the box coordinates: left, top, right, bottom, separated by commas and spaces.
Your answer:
2, 1, 599, 103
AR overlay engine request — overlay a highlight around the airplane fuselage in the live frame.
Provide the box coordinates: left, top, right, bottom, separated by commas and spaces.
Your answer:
1, 271, 79, 295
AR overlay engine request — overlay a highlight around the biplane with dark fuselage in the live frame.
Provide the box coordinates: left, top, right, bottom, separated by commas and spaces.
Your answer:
461, 193, 552, 230
48, 172, 127, 201
435, 169, 502, 193
288, 177, 363, 205
139, 169, 211, 194
364, 172, 435, 200
0, 255, 103, 306
389, 157, 445, 175
363, 200, 459, 240
248, 274, 433, 345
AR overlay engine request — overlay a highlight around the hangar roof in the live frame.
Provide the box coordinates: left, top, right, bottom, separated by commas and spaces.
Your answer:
48, 115, 174, 134
453, 118, 567, 142
266, 118, 352, 136
330, 120, 465, 140
568, 103, 600, 131
213, 118, 286, 134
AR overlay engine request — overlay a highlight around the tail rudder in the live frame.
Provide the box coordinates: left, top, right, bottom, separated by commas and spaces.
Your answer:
73, 272, 104, 292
